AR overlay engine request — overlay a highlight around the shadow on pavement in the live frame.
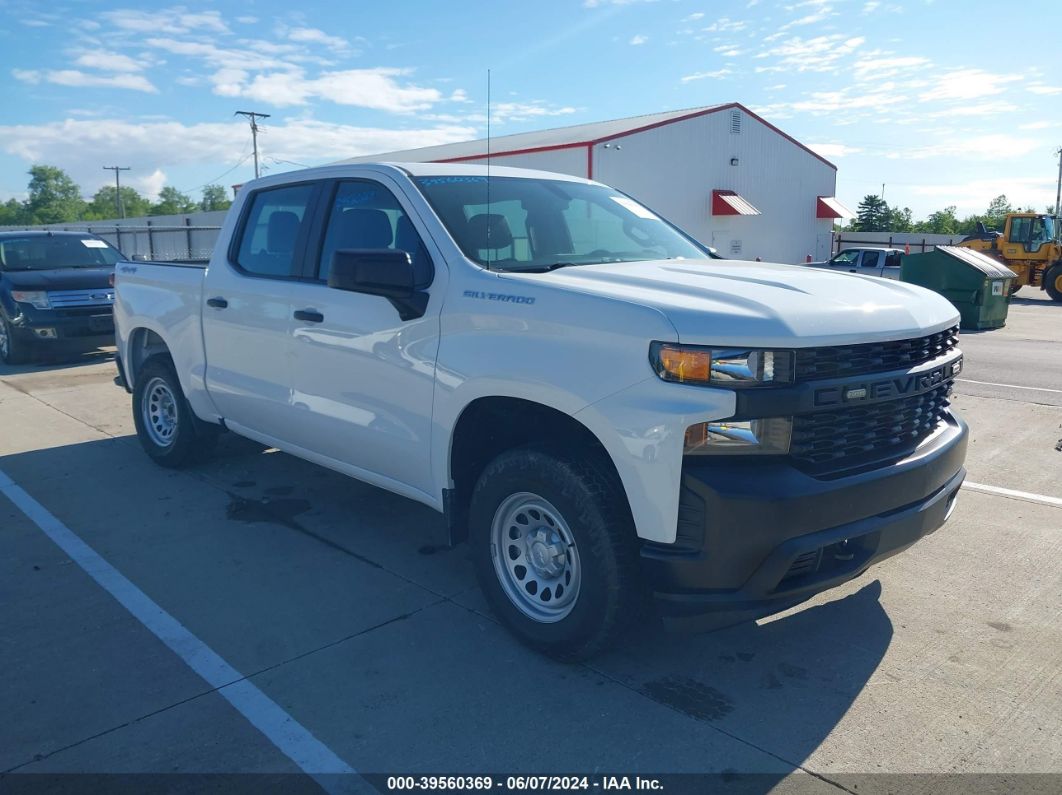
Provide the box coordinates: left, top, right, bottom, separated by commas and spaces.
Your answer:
2, 433, 892, 785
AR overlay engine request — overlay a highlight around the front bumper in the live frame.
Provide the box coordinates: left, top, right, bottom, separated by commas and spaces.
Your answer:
642, 411, 968, 631
7, 304, 114, 343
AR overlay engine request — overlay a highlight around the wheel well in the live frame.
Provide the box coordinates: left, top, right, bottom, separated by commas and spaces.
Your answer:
128, 328, 171, 385
447, 397, 629, 545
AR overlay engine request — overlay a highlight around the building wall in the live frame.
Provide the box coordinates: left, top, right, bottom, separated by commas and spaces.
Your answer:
591, 108, 837, 264
447, 108, 836, 264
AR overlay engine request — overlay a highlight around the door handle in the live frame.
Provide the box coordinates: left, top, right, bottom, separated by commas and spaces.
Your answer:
206, 297, 228, 309
294, 309, 324, 323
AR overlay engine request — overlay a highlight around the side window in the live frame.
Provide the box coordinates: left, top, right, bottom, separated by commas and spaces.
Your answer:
319, 180, 433, 287
235, 184, 315, 278
1009, 217, 1031, 243
862, 251, 880, 269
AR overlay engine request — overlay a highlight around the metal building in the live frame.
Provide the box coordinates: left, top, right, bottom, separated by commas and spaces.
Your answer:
338, 103, 849, 263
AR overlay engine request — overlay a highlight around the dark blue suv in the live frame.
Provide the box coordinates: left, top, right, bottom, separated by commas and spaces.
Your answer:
0, 231, 121, 364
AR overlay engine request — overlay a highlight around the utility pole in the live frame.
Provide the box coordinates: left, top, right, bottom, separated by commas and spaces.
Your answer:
1054, 147, 1061, 235
102, 166, 130, 218
235, 111, 271, 179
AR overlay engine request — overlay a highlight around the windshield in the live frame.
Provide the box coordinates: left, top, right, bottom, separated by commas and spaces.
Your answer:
413, 175, 710, 271
0, 236, 121, 271
830, 250, 860, 265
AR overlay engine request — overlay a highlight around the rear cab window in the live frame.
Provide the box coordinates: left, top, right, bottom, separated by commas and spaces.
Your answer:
234, 184, 316, 278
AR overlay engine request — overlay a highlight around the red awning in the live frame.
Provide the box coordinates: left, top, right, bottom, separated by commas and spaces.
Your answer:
712, 189, 761, 216
816, 196, 854, 219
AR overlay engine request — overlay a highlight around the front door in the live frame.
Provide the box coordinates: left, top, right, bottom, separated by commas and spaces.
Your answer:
201, 181, 318, 437
283, 177, 443, 499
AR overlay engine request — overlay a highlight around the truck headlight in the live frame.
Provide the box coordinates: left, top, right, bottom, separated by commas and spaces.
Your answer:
11, 290, 50, 309
650, 342, 793, 387
684, 417, 792, 456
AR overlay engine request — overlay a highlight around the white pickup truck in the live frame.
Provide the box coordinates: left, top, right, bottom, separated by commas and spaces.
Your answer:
114, 163, 968, 659
808, 247, 904, 279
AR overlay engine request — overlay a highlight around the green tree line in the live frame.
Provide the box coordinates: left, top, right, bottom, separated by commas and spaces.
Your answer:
846, 193, 1055, 235
0, 165, 233, 226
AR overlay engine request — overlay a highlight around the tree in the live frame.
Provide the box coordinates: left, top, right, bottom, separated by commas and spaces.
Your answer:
85, 186, 151, 220
982, 194, 1013, 231
888, 206, 914, 232
24, 165, 84, 224
914, 206, 960, 234
150, 186, 198, 216
851, 194, 891, 232
200, 184, 232, 212
0, 198, 28, 226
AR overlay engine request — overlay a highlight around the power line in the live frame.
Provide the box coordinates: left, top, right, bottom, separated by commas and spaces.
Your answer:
234, 110, 271, 179
102, 166, 130, 218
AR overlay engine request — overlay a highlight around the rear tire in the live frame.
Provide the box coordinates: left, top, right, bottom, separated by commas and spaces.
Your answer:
132, 356, 218, 468
0, 317, 32, 365
1045, 263, 1062, 303
469, 445, 642, 661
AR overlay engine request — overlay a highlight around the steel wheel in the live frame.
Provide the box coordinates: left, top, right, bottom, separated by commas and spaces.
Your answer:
141, 376, 179, 447
491, 492, 582, 623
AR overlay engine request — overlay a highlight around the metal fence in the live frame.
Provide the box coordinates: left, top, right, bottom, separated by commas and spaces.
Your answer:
832, 232, 967, 256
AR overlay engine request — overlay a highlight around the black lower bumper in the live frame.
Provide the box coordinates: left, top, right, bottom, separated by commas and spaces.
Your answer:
7, 306, 114, 343
642, 412, 968, 631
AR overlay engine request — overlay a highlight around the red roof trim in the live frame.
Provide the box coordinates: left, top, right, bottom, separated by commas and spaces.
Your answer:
428, 102, 836, 172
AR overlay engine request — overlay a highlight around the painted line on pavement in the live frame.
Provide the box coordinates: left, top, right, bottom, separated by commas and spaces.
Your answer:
0, 467, 359, 789
957, 378, 1062, 395
962, 481, 1062, 509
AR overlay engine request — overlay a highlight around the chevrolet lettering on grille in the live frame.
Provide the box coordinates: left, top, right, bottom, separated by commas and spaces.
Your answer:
813, 357, 963, 408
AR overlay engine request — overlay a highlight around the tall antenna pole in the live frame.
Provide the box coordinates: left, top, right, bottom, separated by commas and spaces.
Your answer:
486, 70, 492, 269
102, 166, 131, 218
235, 111, 271, 179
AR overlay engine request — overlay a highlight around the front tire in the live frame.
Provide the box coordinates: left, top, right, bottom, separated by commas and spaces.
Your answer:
132, 356, 217, 468
1044, 263, 1062, 303
469, 446, 642, 660
0, 317, 32, 365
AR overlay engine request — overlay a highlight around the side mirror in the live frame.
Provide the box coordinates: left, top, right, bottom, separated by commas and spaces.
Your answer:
329, 249, 414, 298
328, 249, 428, 321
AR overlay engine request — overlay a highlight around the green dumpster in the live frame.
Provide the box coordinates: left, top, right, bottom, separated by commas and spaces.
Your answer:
901, 246, 1017, 330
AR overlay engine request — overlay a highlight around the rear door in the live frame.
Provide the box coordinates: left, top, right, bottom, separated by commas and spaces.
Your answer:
201, 181, 321, 436
855, 250, 883, 277
282, 176, 443, 498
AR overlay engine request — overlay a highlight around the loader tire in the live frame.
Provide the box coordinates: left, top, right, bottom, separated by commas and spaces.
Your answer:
1045, 263, 1062, 303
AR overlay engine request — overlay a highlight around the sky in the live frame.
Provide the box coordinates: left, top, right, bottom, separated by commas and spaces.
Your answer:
0, 0, 1059, 219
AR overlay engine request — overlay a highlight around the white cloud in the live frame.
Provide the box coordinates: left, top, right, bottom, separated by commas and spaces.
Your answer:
74, 53, 145, 73
683, 12, 705, 21
806, 143, 862, 158
234, 68, 442, 112
629, 34, 648, 45
450, 88, 472, 103
137, 169, 168, 200
287, 27, 349, 51
1028, 85, 1062, 95
756, 35, 866, 73
1019, 121, 1052, 130
908, 176, 1056, 214
918, 68, 1023, 102
101, 8, 229, 35
702, 18, 746, 32
489, 101, 579, 124
13, 68, 157, 93
236, 15, 258, 24
681, 68, 732, 82
0, 117, 478, 192
888, 134, 1044, 161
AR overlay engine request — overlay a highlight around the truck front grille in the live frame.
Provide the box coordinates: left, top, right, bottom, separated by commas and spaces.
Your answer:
47, 289, 115, 308
794, 326, 959, 381
789, 382, 953, 467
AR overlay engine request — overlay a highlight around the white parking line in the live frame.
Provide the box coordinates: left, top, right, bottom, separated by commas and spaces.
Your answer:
0, 467, 358, 789
957, 378, 1062, 395
962, 481, 1062, 509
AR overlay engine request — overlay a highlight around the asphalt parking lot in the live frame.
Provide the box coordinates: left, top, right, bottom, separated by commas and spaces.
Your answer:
2, 291, 1060, 793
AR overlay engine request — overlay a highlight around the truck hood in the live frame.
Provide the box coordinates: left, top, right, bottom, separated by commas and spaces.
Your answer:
2, 266, 114, 291
521, 259, 959, 347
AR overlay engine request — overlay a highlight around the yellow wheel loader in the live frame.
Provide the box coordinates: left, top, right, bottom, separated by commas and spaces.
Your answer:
958, 213, 1062, 301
